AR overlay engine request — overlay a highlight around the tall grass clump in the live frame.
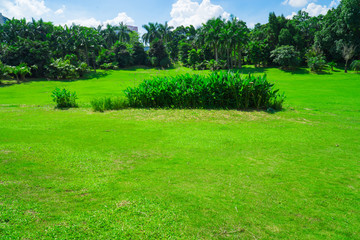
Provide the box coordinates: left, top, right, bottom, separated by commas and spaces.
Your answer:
124, 71, 285, 110
90, 97, 129, 112
51, 88, 78, 109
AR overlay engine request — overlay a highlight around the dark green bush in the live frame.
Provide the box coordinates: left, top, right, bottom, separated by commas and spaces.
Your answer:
306, 46, 327, 72
350, 60, 360, 73
91, 97, 129, 112
308, 56, 327, 72
51, 88, 78, 109
328, 61, 337, 71
124, 72, 285, 110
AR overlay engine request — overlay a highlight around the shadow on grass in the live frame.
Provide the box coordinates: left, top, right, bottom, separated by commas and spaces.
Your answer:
281, 68, 310, 74
120, 65, 152, 71
0, 71, 109, 87
230, 66, 267, 74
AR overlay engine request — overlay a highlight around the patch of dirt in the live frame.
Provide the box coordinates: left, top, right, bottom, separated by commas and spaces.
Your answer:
0, 150, 13, 155
116, 200, 131, 208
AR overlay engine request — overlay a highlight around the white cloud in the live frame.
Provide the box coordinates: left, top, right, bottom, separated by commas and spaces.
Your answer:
54, 5, 65, 15
286, 0, 340, 19
0, 0, 50, 19
64, 12, 135, 28
329, 0, 340, 8
103, 12, 135, 26
286, 12, 297, 19
282, 0, 309, 8
303, 3, 330, 16
64, 17, 101, 27
168, 0, 230, 28
0, 0, 136, 28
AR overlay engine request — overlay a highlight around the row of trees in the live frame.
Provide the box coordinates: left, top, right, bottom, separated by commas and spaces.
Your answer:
0, 0, 359, 82
140, 0, 359, 72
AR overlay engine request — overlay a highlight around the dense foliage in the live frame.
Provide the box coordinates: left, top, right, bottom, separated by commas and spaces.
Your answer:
90, 97, 129, 112
124, 72, 284, 110
271, 46, 300, 69
0, 0, 359, 80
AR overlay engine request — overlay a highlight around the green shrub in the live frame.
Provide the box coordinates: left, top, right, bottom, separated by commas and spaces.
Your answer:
124, 72, 285, 110
271, 45, 300, 69
187, 49, 201, 69
8, 63, 32, 83
0, 61, 9, 79
51, 88, 78, 109
350, 60, 360, 73
90, 97, 129, 112
306, 46, 327, 72
46, 58, 89, 79
328, 61, 337, 71
206, 60, 227, 71
308, 57, 327, 72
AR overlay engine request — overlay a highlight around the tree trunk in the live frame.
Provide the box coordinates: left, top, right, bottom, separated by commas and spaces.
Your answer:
85, 45, 90, 66
215, 45, 218, 62
92, 53, 97, 73
345, 60, 348, 73
227, 48, 230, 69
238, 50, 242, 69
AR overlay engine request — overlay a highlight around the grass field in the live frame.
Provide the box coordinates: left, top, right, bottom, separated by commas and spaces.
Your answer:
0, 66, 359, 239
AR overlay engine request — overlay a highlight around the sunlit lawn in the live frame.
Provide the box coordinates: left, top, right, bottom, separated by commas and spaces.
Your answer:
0, 66, 359, 239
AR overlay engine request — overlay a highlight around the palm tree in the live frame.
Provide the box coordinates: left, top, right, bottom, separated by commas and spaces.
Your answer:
231, 18, 249, 68
118, 22, 130, 43
158, 22, 173, 44
202, 18, 225, 61
102, 24, 118, 48
142, 22, 160, 45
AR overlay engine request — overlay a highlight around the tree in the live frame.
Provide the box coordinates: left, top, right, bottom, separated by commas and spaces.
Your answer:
118, 22, 130, 43
202, 18, 225, 61
342, 44, 356, 73
306, 45, 326, 72
178, 41, 192, 65
102, 24, 118, 48
149, 39, 170, 68
8, 63, 32, 83
278, 28, 293, 46
187, 49, 201, 69
132, 42, 148, 65
158, 22, 173, 44
142, 22, 160, 45
271, 45, 300, 69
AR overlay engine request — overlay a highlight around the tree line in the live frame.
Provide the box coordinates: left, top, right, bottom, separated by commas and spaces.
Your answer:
0, 0, 359, 82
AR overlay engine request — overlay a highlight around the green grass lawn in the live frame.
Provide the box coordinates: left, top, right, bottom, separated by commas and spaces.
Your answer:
0, 67, 359, 239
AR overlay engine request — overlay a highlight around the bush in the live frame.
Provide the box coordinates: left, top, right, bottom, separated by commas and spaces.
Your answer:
271, 45, 300, 69
188, 49, 201, 69
100, 62, 119, 70
308, 57, 326, 72
305, 46, 326, 72
51, 88, 78, 109
206, 60, 227, 71
350, 60, 360, 73
8, 63, 32, 83
46, 58, 89, 79
90, 97, 129, 112
328, 61, 337, 71
124, 72, 285, 110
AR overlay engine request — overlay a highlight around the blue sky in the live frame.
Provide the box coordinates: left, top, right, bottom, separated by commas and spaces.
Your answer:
0, 0, 340, 32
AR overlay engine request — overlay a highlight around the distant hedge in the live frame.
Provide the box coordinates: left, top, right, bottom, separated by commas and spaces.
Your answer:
124, 72, 285, 110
